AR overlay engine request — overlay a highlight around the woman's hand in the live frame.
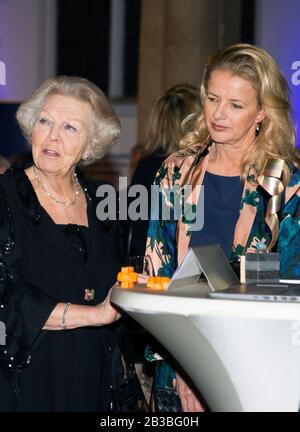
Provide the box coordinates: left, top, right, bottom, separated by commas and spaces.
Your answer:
176, 372, 205, 412
44, 288, 120, 330
93, 288, 121, 325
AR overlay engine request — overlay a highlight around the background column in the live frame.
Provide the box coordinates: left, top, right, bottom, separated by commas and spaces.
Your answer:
138, 0, 242, 143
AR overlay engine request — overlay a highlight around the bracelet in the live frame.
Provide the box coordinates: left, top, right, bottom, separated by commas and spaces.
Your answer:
61, 302, 71, 329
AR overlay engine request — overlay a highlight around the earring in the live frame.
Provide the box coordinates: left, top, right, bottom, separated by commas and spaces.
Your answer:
83, 153, 89, 160
255, 123, 261, 136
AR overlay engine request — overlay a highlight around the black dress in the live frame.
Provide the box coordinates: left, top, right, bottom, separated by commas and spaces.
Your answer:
127, 151, 166, 257
123, 152, 166, 364
0, 164, 120, 411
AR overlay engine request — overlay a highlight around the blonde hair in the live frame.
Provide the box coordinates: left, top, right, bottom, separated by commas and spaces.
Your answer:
16, 76, 121, 165
143, 83, 202, 157
181, 44, 300, 183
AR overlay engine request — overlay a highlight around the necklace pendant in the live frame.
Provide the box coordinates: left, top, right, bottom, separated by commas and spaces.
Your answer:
84, 289, 95, 302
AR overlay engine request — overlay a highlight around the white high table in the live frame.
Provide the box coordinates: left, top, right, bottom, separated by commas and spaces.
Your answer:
111, 282, 300, 412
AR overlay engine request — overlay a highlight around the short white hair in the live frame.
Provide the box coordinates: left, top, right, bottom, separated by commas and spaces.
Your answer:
16, 76, 121, 165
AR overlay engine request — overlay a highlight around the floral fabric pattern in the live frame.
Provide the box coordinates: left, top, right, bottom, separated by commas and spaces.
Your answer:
145, 142, 300, 394
146, 141, 300, 279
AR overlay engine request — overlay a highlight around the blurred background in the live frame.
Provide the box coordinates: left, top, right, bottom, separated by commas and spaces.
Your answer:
0, 0, 299, 186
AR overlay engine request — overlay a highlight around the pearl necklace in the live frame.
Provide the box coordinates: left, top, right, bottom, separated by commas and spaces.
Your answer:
33, 165, 80, 207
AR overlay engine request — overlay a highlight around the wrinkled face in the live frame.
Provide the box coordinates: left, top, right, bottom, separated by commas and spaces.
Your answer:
204, 69, 265, 149
31, 94, 93, 176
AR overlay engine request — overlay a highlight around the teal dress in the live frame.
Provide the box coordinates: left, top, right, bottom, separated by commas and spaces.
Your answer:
146, 158, 300, 406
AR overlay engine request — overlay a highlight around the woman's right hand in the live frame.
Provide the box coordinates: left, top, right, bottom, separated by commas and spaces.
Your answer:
93, 288, 121, 326
44, 288, 120, 330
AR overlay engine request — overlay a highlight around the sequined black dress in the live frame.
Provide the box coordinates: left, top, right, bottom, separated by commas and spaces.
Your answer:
0, 164, 120, 411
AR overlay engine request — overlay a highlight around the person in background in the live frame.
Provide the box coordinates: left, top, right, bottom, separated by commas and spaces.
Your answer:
0, 76, 121, 411
128, 143, 143, 180
0, 155, 10, 174
146, 44, 300, 411
123, 84, 202, 408
128, 83, 202, 258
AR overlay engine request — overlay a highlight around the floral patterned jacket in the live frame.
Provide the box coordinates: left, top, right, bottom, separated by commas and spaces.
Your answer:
146, 141, 300, 279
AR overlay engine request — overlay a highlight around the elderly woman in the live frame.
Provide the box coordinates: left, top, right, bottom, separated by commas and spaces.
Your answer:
0, 76, 121, 411
146, 44, 300, 411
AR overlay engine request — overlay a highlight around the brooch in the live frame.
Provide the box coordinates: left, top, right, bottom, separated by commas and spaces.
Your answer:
84, 289, 95, 302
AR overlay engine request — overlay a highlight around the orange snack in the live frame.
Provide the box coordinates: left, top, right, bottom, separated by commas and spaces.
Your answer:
146, 276, 170, 290
117, 266, 138, 288
161, 277, 171, 290
146, 277, 156, 289
117, 268, 170, 290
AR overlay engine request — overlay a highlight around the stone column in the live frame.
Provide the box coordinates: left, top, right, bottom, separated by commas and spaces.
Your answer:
138, 0, 242, 143
137, 0, 166, 144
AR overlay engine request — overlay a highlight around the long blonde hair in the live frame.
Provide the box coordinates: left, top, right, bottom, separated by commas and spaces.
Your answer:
181, 44, 300, 183
143, 84, 202, 157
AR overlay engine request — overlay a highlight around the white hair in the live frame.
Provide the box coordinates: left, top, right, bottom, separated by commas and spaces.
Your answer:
16, 76, 121, 165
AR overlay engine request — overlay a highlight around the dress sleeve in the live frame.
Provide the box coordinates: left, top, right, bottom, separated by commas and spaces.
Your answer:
145, 161, 178, 277
0, 186, 57, 379
278, 193, 300, 278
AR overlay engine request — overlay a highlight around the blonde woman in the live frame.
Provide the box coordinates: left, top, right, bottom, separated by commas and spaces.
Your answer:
0, 76, 121, 411
146, 44, 300, 411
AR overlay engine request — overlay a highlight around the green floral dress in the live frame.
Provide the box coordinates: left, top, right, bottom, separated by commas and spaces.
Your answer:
145, 141, 300, 393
